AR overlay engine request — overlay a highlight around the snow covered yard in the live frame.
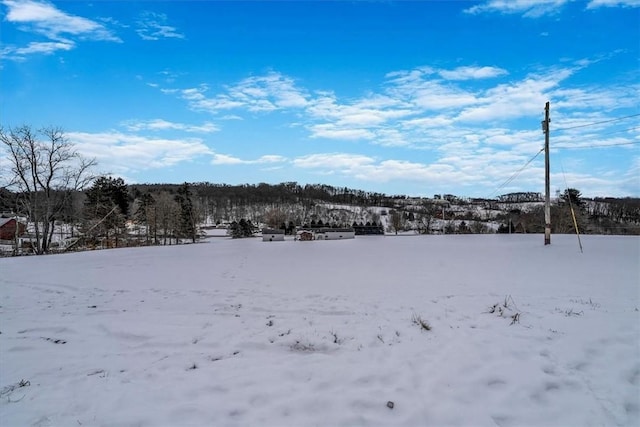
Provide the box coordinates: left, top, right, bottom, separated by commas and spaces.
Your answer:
1, 235, 638, 427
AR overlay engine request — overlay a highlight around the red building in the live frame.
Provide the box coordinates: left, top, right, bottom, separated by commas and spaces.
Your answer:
0, 218, 26, 240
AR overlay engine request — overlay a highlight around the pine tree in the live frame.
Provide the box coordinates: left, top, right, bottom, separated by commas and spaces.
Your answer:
174, 183, 198, 243
84, 176, 129, 247
134, 192, 156, 245
560, 188, 583, 207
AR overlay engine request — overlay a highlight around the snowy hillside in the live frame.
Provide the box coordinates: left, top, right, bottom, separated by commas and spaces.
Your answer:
1, 235, 639, 426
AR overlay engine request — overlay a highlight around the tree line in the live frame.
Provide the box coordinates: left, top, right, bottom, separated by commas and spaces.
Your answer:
2, 126, 638, 254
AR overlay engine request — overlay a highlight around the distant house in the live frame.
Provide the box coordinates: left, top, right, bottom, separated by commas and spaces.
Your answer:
0, 218, 26, 240
323, 228, 355, 240
297, 230, 314, 241
262, 228, 285, 242
297, 227, 355, 241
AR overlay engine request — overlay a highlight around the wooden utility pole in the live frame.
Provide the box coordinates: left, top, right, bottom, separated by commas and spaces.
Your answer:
543, 101, 551, 245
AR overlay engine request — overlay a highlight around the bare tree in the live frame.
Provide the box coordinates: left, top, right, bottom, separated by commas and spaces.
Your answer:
388, 210, 405, 235
264, 207, 287, 229
416, 202, 439, 234
155, 191, 180, 245
0, 126, 96, 254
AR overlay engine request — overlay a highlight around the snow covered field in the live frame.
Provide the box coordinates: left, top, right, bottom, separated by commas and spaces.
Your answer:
1, 235, 639, 427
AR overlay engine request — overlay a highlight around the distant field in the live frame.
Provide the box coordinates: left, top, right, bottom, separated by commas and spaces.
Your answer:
1, 235, 638, 426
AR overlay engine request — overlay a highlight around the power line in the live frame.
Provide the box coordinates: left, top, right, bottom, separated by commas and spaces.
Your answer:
553, 113, 640, 133
555, 140, 640, 150
487, 147, 545, 199
482, 112, 638, 199
583, 125, 640, 137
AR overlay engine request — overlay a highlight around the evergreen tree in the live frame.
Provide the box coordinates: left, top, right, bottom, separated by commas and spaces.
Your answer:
560, 188, 583, 207
134, 192, 156, 245
241, 219, 254, 237
84, 176, 129, 247
229, 219, 254, 238
174, 183, 198, 243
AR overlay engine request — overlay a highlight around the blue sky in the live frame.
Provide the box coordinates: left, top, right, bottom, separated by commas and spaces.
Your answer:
1, 0, 639, 198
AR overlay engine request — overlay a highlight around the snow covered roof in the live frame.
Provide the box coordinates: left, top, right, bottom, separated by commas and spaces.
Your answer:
0, 218, 15, 227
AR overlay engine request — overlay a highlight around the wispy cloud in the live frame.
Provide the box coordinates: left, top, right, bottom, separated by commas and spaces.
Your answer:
292, 153, 478, 186
211, 153, 287, 165
587, 0, 640, 8
1, 0, 120, 59
438, 66, 509, 81
161, 61, 635, 151
121, 119, 219, 133
155, 59, 637, 196
136, 11, 184, 41
456, 68, 575, 122
172, 72, 309, 114
464, 0, 638, 17
10, 40, 74, 55
464, 0, 571, 17
293, 153, 375, 171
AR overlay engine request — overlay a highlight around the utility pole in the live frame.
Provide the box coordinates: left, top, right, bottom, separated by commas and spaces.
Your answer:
441, 195, 446, 234
543, 101, 551, 245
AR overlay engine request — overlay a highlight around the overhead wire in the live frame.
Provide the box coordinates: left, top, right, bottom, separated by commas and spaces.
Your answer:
487, 147, 545, 199
554, 140, 640, 150
553, 113, 640, 133
483, 113, 637, 198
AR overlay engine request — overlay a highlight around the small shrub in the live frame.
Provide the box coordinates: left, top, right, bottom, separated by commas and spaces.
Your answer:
565, 308, 583, 317
291, 340, 314, 352
488, 296, 521, 325
510, 313, 520, 325
412, 314, 431, 331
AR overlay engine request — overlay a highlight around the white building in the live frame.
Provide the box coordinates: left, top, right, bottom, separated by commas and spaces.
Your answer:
301, 228, 355, 241
323, 228, 355, 240
262, 228, 285, 242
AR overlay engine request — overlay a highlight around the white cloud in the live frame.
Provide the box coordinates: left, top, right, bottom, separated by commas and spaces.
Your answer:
293, 153, 375, 170
122, 119, 219, 133
211, 153, 287, 165
456, 68, 574, 122
438, 66, 508, 81
587, 0, 640, 8
402, 116, 454, 129
155, 63, 638, 196
292, 152, 477, 186
551, 83, 639, 111
168, 72, 309, 114
1, 0, 120, 59
67, 131, 212, 174
136, 11, 184, 41
385, 69, 481, 111
2, 0, 120, 41
12, 40, 74, 55
211, 153, 245, 165
308, 124, 375, 141
307, 93, 412, 126
464, 0, 638, 17
464, 0, 571, 17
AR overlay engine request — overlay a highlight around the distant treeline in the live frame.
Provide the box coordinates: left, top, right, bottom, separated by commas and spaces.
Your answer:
130, 182, 406, 208
1, 182, 639, 250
